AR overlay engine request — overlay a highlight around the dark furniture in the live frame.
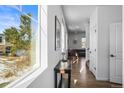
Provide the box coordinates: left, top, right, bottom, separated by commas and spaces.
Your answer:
68, 49, 86, 57
54, 60, 71, 88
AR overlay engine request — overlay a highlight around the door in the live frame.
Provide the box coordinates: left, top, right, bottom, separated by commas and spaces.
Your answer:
110, 23, 122, 84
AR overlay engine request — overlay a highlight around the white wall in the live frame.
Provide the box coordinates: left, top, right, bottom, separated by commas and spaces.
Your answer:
97, 5, 122, 80
68, 32, 85, 49
89, 7, 98, 76
28, 5, 67, 88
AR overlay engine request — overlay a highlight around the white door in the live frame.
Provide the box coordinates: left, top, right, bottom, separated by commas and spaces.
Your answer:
110, 23, 122, 84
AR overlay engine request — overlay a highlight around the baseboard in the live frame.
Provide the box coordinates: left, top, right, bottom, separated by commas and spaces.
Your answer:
96, 76, 109, 81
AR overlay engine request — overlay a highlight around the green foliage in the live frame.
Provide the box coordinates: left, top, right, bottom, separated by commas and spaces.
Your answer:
3, 13, 32, 56
19, 13, 32, 50
4, 27, 20, 55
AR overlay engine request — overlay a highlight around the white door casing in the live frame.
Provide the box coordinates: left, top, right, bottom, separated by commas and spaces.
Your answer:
89, 8, 98, 77
86, 25, 90, 62
89, 25, 97, 76
109, 23, 122, 84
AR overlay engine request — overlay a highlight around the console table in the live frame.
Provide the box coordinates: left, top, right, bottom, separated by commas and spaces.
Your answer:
54, 60, 71, 88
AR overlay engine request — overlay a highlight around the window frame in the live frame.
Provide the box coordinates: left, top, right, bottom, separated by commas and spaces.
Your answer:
3, 5, 48, 88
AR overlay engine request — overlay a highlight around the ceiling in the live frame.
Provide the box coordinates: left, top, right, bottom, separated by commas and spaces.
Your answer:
62, 5, 96, 32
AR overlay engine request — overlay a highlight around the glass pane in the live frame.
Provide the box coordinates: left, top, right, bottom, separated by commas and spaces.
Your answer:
0, 5, 38, 87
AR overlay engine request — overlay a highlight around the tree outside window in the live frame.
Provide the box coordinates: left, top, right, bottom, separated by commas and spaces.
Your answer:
0, 5, 38, 87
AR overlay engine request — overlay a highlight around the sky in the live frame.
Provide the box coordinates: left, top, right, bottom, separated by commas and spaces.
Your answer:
0, 5, 38, 34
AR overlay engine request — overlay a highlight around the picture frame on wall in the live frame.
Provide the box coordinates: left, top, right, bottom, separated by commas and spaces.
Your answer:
55, 16, 61, 50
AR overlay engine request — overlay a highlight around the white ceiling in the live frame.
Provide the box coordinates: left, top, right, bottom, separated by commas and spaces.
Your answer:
62, 5, 96, 32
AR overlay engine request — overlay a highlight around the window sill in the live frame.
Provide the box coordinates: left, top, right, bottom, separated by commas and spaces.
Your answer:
5, 64, 47, 88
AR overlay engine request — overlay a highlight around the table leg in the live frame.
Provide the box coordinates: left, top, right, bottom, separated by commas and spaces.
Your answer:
68, 71, 71, 88
54, 71, 57, 88
58, 74, 63, 88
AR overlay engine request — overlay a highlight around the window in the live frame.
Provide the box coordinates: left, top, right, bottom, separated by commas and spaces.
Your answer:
0, 5, 40, 88
0, 5, 47, 88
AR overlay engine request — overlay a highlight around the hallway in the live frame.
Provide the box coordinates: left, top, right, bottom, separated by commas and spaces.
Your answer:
71, 58, 122, 88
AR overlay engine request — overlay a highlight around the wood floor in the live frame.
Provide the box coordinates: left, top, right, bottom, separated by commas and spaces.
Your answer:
70, 57, 122, 88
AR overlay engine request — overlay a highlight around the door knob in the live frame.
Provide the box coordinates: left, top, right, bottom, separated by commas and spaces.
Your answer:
110, 54, 115, 57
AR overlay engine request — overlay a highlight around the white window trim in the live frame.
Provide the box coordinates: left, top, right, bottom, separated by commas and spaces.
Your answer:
3, 5, 47, 88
